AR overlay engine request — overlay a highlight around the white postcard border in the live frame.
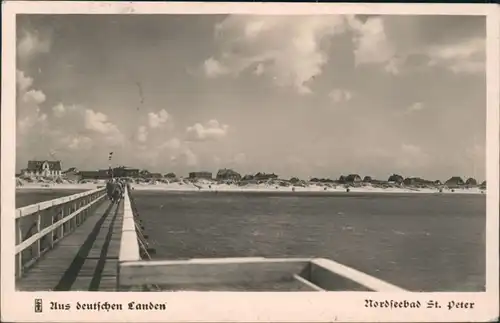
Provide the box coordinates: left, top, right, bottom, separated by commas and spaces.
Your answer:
1, 2, 498, 322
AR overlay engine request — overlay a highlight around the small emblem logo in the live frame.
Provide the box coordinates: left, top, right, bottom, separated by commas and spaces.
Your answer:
34, 298, 43, 313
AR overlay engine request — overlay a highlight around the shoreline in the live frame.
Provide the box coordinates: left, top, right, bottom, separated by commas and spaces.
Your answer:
15, 182, 486, 195
131, 183, 485, 195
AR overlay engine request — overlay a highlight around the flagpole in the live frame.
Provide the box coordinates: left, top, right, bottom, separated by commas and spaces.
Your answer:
109, 152, 114, 179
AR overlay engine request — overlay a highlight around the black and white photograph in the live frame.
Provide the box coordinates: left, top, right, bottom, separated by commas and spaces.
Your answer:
2, 2, 498, 322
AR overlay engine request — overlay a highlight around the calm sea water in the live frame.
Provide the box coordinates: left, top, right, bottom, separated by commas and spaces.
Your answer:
131, 190, 486, 292
16, 189, 88, 208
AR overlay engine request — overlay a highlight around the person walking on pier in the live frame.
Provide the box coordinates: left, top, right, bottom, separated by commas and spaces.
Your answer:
106, 179, 114, 201
113, 179, 123, 202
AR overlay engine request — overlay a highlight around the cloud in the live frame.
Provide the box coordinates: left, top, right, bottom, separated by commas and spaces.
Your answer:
204, 57, 228, 78
16, 70, 48, 137
16, 70, 34, 91
329, 89, 353, 103
186, 119, 229, 141
85, 110, 116, 134
426, 37, 485, 74
52, 103, 79, 118
84, 110, 124, 146
350, 16, 485, 75
60, 135, 93, 151
205, 15, 349, 94
205, 15, 484, 96
350, 17, 395, 68
22, 89, 46, 105
406, 102, 424, 113
48, 103, 127, 148
148, 109, 170, 128
17, 30, 51, 62
160, 137, 181, 150
18, 109, 48, 136
137, 126, 148, 142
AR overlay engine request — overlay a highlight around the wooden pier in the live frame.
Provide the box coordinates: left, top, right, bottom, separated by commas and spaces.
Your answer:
15, 186, 407, 292
17, 199, 122, 291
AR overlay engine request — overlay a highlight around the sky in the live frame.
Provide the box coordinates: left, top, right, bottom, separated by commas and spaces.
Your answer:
16, 14, 486, 181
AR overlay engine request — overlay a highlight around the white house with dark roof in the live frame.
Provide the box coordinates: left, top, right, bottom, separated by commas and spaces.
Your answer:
23, 160, 62, 178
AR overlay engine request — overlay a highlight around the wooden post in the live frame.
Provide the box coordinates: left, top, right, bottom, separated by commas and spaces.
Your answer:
75, 202, 79, 227
16, 220, 23, 278
48, 208, 54, 249
59, 207, 65, 239
72, 202, 77, 231
83, 199, 87, 221
34, 207, 41, 259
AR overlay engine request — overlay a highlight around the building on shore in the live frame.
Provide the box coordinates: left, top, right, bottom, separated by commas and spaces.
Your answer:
388, 174, 404, 184
444, 176, 465, 188
23, 160, 62, 178
164, 172, 177, 179
254, 172, 278, 181
403, 177, 436, 187
112, 166, 140, 178
216, 168, 242, 181
78, 166, 140, 180
465, 177, 478, 187
189, 171, 213, 180
345, 174, 362, 184
62, 167, 81, 182
79, 170, 109, 180
149, 173, 163, 179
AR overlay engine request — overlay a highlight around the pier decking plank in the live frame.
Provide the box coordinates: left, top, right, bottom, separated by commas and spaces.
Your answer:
16, 199, 124, 291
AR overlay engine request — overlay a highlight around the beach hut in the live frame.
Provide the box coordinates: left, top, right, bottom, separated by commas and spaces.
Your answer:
189, 171, 213, 180
254, 172, 278, 181
465, 178, 478, 187
345, 174, 362, 184
164, 172, 177, 179
216, 168, 242, 181
388, 174, 404, 184
444, 176, 465, 188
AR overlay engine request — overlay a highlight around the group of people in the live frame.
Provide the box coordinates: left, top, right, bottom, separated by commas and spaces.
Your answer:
106, 178, 126, 202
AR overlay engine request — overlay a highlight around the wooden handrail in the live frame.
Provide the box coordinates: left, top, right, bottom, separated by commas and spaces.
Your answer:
118, 257, 408, 292
15, 188, 107, 278
119, 186, 141, 262
16, 187, 106, 219
15, 195, 105, 255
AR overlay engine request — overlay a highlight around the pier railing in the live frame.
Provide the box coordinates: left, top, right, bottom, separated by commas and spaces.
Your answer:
118, 187, 407, 292
15, 187, 107, 278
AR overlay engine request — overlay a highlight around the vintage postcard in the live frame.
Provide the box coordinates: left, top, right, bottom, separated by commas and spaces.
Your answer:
1, 1, 499, 322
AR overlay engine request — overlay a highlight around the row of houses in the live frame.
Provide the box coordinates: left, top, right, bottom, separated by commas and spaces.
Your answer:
19, 160, 486, 188
188, 170, 279, 181
335, 173, 484, 188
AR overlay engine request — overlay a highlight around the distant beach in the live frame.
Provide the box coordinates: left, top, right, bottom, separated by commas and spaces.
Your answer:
15, 179, 485, 195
